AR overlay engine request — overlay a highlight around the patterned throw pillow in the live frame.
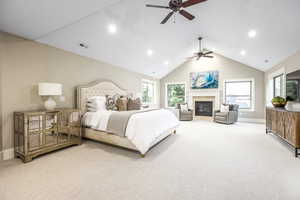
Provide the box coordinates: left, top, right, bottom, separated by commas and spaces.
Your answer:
116, 97, 128, 111
105, 94, 119, 111
127, 98, 141, 110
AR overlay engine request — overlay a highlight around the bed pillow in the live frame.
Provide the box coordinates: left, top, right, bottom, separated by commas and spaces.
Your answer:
86, 97, 106, 112
220, 104, 229, 113
116, 97, 128, 111
106, 94, 119, 111
127, 97, 141, 110
180, 104, 189, 112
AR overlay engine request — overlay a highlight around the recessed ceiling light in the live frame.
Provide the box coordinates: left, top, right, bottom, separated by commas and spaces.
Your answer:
164, 61, 169, 65
248, 30, 257, 38
147, 49, 153, 56
108, 24, 117, 34
240, 50, 246, 56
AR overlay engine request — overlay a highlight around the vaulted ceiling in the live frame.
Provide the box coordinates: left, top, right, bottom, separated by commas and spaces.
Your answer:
1, 0, 300, 78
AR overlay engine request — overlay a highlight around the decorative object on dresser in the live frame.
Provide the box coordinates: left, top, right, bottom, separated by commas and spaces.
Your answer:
14, 109, 81, 162
38, 82, 62, 110
266, 107, 300, 157
271, 96, 286, 108
214, 104, 239, 124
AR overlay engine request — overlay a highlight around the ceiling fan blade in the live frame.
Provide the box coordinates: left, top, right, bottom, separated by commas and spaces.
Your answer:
146, 4, 170, 9
179, 10, 195, 20
161, 12, 174, 24
203, 55, 214, 58
182, 0, 207, 8
187, 56, 197, 59
204, 51, 213, 55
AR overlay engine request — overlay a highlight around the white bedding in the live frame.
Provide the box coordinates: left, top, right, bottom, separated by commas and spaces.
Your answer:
83, 109, 179, 154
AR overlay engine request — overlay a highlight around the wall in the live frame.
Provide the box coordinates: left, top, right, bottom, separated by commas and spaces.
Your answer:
160, 53, 265, 120
265, 50, 300, 105
0, 32, 160, 158
0, 33, 3, 160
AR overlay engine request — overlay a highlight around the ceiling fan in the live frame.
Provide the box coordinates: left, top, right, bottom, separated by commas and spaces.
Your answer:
188, 37, 213, 60
146, 0, 207, 24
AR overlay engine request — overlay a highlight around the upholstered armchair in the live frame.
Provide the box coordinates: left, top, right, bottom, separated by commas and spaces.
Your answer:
214, 104, 239, 124
178, 103, 193, 121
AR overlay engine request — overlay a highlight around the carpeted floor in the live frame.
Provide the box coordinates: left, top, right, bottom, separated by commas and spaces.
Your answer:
1, 121, 300, 200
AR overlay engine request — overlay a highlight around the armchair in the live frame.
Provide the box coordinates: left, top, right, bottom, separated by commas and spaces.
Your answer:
178, 103, 193, 121
214, 104, 239, 124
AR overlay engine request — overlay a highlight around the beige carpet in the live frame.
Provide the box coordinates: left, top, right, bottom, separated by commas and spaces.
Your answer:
1, 121, 300, 200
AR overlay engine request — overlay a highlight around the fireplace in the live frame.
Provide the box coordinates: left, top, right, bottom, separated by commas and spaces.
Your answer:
195, 101, 213, 116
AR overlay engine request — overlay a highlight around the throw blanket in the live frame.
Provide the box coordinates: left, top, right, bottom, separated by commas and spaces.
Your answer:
106, 109, 158, 137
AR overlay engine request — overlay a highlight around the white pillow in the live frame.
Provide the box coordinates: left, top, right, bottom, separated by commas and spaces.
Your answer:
220, 104, 229, 113
87, 97, 106, 112
180, 104, 189, 112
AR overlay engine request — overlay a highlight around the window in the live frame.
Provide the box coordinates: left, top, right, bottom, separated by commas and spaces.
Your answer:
224, 79, 254, 110
166, 83, 186, 108
141, 79, 155, 105
273, 74, 284, 97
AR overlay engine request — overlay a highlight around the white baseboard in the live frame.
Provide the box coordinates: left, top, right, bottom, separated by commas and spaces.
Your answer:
1, 148, 15, 161
239, 118, 265, 124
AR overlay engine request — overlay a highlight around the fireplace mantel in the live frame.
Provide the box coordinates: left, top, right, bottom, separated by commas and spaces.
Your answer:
188, 89, 221, 110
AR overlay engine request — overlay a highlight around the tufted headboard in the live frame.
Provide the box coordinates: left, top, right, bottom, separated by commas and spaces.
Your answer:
76, 80, 128, 113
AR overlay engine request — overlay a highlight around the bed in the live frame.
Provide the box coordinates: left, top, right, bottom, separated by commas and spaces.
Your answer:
76, 80, 179, 156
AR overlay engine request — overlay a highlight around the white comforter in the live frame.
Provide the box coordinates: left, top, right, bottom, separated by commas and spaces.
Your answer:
83, 109, 179, 154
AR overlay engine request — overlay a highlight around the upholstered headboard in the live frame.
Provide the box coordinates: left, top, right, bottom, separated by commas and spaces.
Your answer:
76, 80, 127, 113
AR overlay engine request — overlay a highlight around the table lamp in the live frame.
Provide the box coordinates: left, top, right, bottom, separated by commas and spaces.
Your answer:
38, 83, 62, 110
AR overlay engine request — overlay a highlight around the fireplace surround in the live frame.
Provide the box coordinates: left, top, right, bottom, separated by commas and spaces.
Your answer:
192, 96, 216, 120
195, 101, 213, 116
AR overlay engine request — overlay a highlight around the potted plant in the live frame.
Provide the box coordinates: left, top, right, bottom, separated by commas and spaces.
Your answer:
271, 96, 287, 108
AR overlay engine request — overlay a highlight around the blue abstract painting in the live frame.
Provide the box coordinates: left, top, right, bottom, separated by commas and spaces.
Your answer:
190, 71, 219, 89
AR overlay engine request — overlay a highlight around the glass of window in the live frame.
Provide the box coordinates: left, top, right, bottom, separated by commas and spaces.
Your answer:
225, 80, 252, 109
166, 83, 186, 107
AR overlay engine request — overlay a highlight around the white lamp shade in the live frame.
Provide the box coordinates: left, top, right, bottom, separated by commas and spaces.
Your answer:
38, 83, 62, 96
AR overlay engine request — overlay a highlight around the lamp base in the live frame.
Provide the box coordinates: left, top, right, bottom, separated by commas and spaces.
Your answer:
44, 97, 56, 110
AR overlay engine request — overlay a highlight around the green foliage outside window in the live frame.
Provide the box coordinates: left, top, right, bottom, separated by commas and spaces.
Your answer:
167, 84, 185, 107
142, 81, 154, 104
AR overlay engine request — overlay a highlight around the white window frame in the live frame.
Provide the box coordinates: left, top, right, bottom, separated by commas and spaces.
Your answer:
141, 79, 156, 106
273, 74, 284, 97
165, 82, 187, 108
223, 78, 255, 112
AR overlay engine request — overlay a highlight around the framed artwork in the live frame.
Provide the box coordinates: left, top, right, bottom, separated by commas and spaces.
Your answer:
190, 71, 219, 89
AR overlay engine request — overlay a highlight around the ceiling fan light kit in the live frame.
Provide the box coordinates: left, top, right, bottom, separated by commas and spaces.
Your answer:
188, 37, 214, 60
146, 0, 207, 24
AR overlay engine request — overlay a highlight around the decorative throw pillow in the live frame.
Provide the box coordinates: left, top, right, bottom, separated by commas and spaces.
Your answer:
220, 104, 229, 113
180, 104, 189, 112
116, 97, 128, 111
127, 98, 141, 110
105, 94, 119, 111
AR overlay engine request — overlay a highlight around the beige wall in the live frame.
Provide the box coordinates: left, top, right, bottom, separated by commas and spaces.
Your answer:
265, 50, 300, 104
160, 53, 265, 119
0, 33, 3, 159
0, 32, 160, 153
265, 50, 300, 76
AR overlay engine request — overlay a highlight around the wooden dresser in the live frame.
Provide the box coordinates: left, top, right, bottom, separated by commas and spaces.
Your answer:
14, 109, 81, 162
266, 107, 300, 157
